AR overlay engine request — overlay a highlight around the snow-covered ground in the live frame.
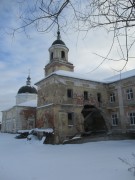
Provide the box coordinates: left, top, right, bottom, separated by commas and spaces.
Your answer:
0, 133, 135, 180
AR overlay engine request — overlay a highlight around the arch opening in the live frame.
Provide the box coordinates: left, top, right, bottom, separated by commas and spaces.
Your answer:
81, 105, 107, 133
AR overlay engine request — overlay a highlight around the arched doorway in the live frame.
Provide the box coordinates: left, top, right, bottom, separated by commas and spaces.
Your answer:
81, 105, 107, 133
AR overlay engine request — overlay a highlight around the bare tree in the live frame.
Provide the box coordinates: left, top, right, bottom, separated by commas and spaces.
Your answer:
15, 0, 70, 33
14, 0, 135, 71
76, 0, 135, 72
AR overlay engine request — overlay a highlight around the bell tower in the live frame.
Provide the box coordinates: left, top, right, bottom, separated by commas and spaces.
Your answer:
45, 30, 74, 76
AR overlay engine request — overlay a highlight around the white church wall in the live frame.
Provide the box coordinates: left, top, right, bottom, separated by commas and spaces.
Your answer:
16, 93, 37, 105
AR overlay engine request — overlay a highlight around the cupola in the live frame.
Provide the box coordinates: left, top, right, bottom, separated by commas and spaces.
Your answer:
18, 76, 37, 94
16, 75, 37, 105
45, 30, 74, 76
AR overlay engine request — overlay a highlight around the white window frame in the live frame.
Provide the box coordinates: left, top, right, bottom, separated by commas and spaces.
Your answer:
128, 112, 135, 125
111, 113, 118, 126
110, 93, 115, 103
126, 89, 133, 100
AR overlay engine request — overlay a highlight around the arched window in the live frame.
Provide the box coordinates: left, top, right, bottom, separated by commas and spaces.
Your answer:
51, 52, 53, 61
61, 51, 65, 59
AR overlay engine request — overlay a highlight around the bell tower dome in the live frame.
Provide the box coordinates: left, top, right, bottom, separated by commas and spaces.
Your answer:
45, 30, 74, 76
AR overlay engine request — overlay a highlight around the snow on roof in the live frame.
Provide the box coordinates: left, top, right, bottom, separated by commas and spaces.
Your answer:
37, 103, 53, 109
33, 128, 53, 133
18, 128, 53, 134
51, 70, 105, 82
104, 69, 135, 83
17, 100, 37, 107
36, 69, 135, 85
1, 105, 14, 112
2, 100, 37, 112
17, 130, 30, 133
52, 69, 135, 83
35, 70, 104, 84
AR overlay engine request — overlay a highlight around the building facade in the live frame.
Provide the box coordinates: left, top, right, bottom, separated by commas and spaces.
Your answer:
35, 30, 135, 143
2, 30, 135, 143
106, 75, 135, 134
1, 76, 37, 133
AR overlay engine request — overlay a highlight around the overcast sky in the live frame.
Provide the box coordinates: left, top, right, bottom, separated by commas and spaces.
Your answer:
1, 0, 135, 121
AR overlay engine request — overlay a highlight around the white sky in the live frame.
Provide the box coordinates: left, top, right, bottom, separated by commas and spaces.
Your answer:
0, 0, 135, 121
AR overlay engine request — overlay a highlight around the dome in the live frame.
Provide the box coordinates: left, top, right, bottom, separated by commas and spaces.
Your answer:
52, 30, 66, 46
17, 75, 37, 94
18, 86, 37, 94
52, 39, 65, 46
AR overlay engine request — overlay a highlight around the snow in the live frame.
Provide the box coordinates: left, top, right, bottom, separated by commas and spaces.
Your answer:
36, 69, 135, 85
53, 69, 135, 83
37, 103, 53, 109
18, 128, 53, 134
17, 99, 37, 107
103, 69, 135, 83
17, 130, 30, 133
52, 70, 104, 82
0, 133, 135, 180
1, 100, 37, 112
33, 128, 53, 133
35, 70, 105, 84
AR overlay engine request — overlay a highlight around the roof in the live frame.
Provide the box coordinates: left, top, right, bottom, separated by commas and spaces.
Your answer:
33, 128, 53, 133
52, 30, 66, 46
18, 86, 37, 94
53, 70, 104, 82
104, 69, 135, 83
52, 39, 65, 46
35, 70, 105, 85
2, 100, 37, 112
18, 128, 53, 134
35, 69, 135, 85
18, 75, 37, 94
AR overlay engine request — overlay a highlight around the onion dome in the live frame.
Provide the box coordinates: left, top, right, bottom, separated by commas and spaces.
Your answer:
52, 31, 65, 46
18, 76, 37, 94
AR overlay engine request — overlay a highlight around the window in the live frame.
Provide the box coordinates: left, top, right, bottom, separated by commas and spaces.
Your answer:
111, 114, 118, 126
126, 89, 133, 100
67, 89, 73, 98
97, 93, 102, 102
61, 51, 65, 58
97, 93, 102, 107
129, 112, 135, 125
51, 52, 53, 61
84, 91, 88, 100
110, 93, 115, 103
68, 112, 74, 126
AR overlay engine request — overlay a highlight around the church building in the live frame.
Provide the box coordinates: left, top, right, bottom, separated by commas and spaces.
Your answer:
1, 76, 37, 133
35, 30, 135, 143
2, 30, 135, 144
